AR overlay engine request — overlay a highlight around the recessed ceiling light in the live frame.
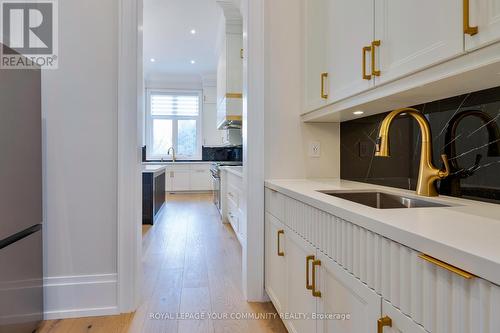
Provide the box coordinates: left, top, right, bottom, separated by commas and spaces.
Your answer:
353, 111, 364, 115
190, 60, 196, 64
150, 58, 156, 62
190, 29, 196, 35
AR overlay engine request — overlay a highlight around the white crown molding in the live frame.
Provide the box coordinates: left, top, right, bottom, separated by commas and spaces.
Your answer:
216, 0, 243, 25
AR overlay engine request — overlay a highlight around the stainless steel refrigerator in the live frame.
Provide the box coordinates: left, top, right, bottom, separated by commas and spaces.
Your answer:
0, 55, 43, 332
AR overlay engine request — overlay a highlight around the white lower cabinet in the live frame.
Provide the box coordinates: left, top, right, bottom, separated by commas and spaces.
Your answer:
316, 251, 381, 333
382, 299, 426, 333
285, 230, 317, 333
265, 213, 287, 314
265, 187, 500, 333
222, 170, 246, 246
165, 163, 212, 192
169, 170, 190, 191
265, 213, 383, 333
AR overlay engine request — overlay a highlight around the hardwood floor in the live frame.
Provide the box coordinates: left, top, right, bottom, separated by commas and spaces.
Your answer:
39, 193, 287, 333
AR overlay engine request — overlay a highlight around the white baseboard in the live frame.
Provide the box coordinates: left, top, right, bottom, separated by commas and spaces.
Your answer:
43, 274, 119, 320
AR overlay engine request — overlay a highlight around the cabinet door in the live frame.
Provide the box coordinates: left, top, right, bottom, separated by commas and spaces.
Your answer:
303, 0, 329, 112
190, 169, 211, 191
286, 230, 317, 333
374, 0, 463, 84
327, 0, 374, 102
466, 0, 500, 50
381, 300, 426, 333
202, 104, 221, 146
226, 34, 243, 94
172, 170, 190, 191
217, 41, 227, 107
203, 86, 217, 104
265, 213, 287, 314
316, 252, 381, 333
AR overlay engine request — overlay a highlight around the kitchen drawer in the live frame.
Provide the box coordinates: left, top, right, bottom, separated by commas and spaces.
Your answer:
227, 200, 239, 233
190, 163, 211, 171
265, 187, 285, 221
227, 182, 240, 208
227, 171, 243, 189
168, 164, 191, 171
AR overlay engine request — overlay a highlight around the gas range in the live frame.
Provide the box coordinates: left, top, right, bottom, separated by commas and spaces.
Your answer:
210, 161, 243, 178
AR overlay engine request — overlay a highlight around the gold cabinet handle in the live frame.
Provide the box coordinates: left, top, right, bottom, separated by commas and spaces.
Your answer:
312, 259, 322, 297
277, 230, 285, 256
419, 254, 475, 279
464, 0, 478, 35
377, 316, 392, 333
320, 73, 328, 99
371, 40, 381, 77
306, 255, 315, 290
362, 46, 372, 80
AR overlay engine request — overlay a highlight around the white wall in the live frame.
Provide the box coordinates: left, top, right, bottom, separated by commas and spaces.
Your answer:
41, 0, 119, 318
264, 0, 340, 180
145, 73, 203, 90
241, 0, 340, 302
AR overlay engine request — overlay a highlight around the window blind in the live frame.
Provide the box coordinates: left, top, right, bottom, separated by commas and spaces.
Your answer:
150, 93, 200, 116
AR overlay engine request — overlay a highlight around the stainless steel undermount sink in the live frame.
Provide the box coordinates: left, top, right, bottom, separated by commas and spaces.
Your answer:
317, 190, 451, 209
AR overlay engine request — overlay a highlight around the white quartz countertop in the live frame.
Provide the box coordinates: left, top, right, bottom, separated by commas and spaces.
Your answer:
142, 165, 167, 174
265, 178, 500, 286
220, 166, 243, 177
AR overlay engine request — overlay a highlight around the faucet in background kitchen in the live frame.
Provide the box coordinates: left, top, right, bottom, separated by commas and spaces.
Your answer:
167, 147, 176, 162
440, 109, 500, 196
375, 108, 451, 197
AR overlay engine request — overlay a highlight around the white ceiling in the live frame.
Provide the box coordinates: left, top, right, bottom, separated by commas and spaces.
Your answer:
143, 0, 222, 80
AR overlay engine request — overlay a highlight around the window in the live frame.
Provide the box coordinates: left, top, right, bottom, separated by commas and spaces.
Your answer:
146, 89, 202, 160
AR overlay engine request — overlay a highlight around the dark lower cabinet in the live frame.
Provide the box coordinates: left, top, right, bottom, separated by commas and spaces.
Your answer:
142, 169, 166, 225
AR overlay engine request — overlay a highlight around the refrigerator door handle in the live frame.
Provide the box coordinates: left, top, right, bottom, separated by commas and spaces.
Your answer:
0, 224, 42, 250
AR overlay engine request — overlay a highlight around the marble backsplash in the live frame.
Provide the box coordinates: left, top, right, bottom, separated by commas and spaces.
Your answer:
340, 86, 500, 204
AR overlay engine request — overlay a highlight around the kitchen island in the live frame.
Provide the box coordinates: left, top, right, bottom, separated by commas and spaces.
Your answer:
142, 165, 166, 225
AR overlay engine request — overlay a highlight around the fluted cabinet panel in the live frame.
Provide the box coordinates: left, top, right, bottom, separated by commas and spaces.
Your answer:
277, 193, 500, 333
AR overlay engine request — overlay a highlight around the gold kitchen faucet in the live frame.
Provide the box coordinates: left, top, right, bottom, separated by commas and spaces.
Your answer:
375, 108, 450, 197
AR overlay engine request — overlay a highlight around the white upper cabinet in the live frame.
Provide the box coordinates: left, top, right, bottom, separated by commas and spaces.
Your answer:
203, 86, 217, 104
316, 252, 381, 333
374, 0, 463, 84
465, 0, 500, 50
327, 0, 375, 102
303, 0, 329, 111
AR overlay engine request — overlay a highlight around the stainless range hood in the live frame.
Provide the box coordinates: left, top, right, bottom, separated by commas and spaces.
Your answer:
218, 115, 242, 129
217, 93, 243, 129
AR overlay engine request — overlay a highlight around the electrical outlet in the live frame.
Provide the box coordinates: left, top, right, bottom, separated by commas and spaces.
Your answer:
309, 141, 321, 158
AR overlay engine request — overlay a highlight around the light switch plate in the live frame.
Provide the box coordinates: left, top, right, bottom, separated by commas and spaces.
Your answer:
309, 141, 321, 158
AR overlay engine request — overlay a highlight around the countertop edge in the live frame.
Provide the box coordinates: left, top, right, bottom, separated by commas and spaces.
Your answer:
220, 166, 243, 178
265, 179, 500, 287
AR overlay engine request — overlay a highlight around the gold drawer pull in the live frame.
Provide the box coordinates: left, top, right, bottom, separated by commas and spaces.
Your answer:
362, 46, 372, 80
277, 230, 285, 256
306, 255, 315, 290
419, 254, 475, 279
371, 40, 381, 77
312, 259, 321, 297
377, 316, 392, 333
320, 73, 328, 99
463, 0, 478, 35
